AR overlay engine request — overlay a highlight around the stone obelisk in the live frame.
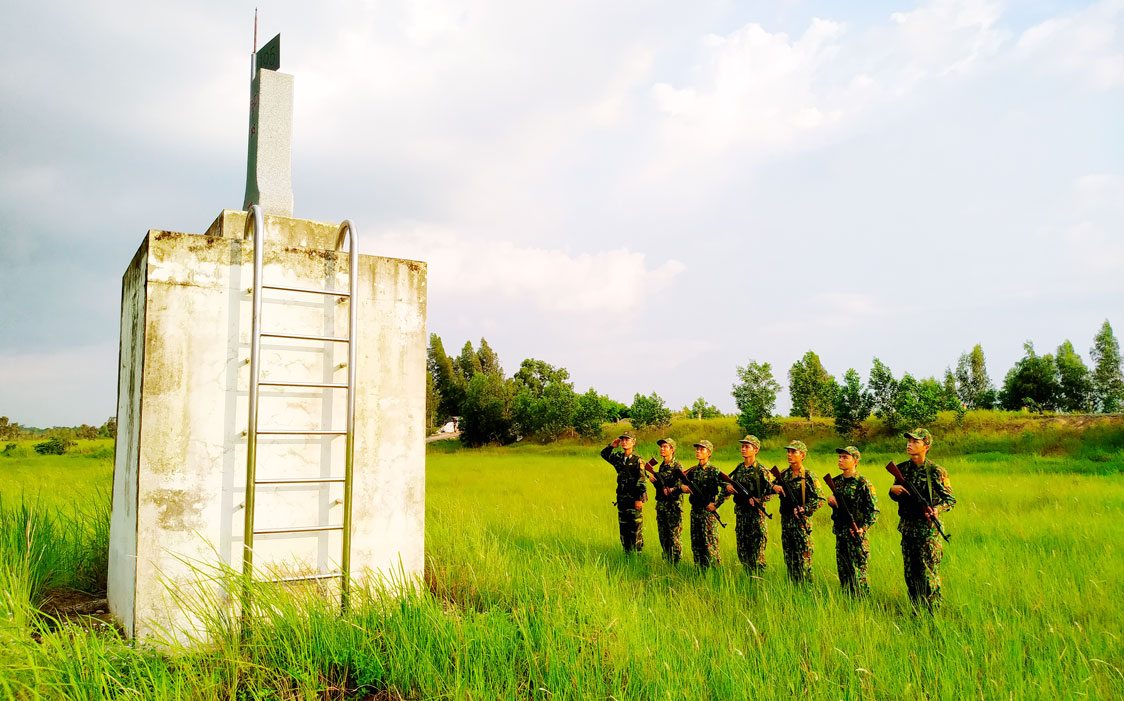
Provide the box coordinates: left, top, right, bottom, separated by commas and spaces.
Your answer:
243, 33, 293, 216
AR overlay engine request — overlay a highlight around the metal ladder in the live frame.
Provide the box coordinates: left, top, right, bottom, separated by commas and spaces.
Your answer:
241, 204, 359, 612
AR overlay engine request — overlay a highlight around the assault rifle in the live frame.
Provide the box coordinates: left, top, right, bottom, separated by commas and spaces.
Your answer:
718, 471, 772, 519
641, 459, 670, 495
885, 461, 951, 542
675, 467, 727, 528
768, 466, 785, 498
770, 465, 811, 523
822, 473, 860, 539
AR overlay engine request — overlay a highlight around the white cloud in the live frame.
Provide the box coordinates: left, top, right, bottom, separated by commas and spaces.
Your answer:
642, 0, 1010, 178
884, 0, 1006, 79
649, 17, 848, 162
1015, 0, 1124, 89
365, 227, 685, 314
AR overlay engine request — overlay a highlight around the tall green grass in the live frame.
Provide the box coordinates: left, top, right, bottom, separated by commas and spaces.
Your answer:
1, 435, 1122, 698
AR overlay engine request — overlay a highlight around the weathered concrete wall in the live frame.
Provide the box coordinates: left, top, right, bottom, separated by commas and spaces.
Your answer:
107, 240, 148, 636
108, 211, 426, 642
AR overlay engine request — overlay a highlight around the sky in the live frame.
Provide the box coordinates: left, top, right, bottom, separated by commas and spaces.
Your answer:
1, 0, 1122, 427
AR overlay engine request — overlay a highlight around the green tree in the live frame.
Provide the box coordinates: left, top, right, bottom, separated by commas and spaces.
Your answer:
0, 417, 20, 441
572, 388, 607, 440
868, 358, 900, 427
455, 341, 482, 386
1000, 341, 1060, 413
955, 344, 996, 410
630, 392, 671, 430
428, 334, 460, 420
75, 424, 98, 440
98, 417, 117, 440
941, 368, 961, 411
599, 396, 629, 422
891, 375, 942, 429
688, 397, 722, 419
513, 359, 570, 395
538, 382, 576, 440
731, 360, 781, 437
476, 338, 502, 377
1055, 340, 1093, 413
510, 358, 575, 441
788, 351, 837, 419
425, 371, 439, 429
1090, 320, 1124, 413
459, 372, 515, 446
833, 368, 873, 438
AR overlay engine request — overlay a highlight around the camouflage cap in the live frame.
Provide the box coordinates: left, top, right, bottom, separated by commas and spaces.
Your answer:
618, 430, 635, 441
656, 437, 677, 450
785, 440, 808, 454
903, 428, 933, 446
738, 434, 761, 449
835, 445, 861, 460
693, 439, 714, 452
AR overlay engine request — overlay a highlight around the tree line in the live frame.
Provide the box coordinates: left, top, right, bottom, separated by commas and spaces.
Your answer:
734, 319, 1124, 438
0, 416, 116, 442
427, 334, 691, 446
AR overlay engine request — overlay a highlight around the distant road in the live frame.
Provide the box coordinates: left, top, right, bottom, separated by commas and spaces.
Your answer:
426, 431, 462, 444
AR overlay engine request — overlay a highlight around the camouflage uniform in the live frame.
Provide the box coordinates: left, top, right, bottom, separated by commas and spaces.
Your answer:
687, 459, 728, 570
829, 469, 880, 596
600, 443, 647, 553
776, 449, 824, 582
889, 454, 956, 611
652, 458, 686, 564
727, 461, 775, 571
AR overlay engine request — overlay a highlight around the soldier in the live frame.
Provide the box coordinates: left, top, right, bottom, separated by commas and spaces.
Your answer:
685, 440, 728, 570
647, 438, 686, 564
600, 431, 648, 554
889, 428, 956, 612
723, 435, 775, 572
826, 446, 879, 596
772, 440, 824, 582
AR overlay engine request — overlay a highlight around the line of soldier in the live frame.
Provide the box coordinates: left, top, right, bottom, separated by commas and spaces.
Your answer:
599, 427, 956, 611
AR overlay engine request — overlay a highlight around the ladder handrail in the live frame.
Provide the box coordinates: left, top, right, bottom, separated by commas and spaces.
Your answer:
242, 205, 265, 616
336, 220, 358, 612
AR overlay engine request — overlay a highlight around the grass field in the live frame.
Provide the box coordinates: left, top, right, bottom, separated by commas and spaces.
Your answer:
1, 421, 1123, 698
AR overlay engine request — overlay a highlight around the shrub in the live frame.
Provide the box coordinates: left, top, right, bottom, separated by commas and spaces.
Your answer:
33, 437, 72, 455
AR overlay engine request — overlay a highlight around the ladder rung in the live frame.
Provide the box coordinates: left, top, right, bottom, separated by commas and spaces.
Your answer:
259, 381, 348, 389
255, 477, 346, 485
255, 429, 347, 436
262, 331, 350, 343
263, 571, 343, 583
262, 284, 350, 298
254, 524, 343, 535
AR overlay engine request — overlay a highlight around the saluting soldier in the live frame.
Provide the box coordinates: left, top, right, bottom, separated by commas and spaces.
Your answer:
648, 438, 686, 564
889, 428, 956, 612
827, 446, 879, 596
772, 440, 824, 582
724, 435, 775, 572
600, 431, 647, 554
685, 440, 728, 570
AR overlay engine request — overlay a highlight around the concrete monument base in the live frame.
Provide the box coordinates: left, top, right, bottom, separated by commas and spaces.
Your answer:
108, 210, 426, 643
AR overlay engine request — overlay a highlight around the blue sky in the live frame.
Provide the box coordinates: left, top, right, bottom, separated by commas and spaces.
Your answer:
1, 0, 1121, 426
